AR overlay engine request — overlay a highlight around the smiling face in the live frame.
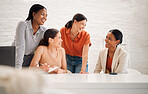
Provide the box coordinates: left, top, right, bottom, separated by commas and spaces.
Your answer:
33, 8, 47, 25
73, 20, 87, 33
105, 32, 119, 49
52, 32, 63, 48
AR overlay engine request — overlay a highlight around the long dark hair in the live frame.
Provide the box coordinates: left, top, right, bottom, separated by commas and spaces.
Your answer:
65, 13, 87, 29
39, 29, 59, 46
26, 4, 46, 20
109, 29, 123, 45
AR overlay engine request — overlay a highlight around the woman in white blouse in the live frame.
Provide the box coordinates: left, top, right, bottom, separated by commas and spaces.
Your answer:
94, 29, 128, 74
13, 4, 47, 69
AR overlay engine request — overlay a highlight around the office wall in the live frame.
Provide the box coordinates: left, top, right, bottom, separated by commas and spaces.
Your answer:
0, 0, 148, 74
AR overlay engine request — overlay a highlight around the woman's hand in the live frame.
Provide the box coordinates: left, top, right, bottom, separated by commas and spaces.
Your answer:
53, 67, 66, 74
39, 63, 50, 72
57, 68, 65, 74
79, 70, 89, 74
106, 69, 110, 74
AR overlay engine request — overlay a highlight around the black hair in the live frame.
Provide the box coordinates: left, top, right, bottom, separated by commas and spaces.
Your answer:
39, 29, 59, 46
109, 29, 123, 45
26, 4, 46, 20
65, 13, 87, 29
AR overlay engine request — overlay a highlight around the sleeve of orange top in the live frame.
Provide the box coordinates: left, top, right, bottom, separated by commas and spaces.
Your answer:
84, 34, 91, 47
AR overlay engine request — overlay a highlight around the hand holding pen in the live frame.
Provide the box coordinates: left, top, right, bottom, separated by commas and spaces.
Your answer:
39, 63, 50, 72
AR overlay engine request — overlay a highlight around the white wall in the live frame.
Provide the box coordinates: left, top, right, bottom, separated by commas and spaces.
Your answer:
0, 0, 148, 74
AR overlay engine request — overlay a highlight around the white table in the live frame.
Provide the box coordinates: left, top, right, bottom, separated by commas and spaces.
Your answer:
43, 74, 148, 94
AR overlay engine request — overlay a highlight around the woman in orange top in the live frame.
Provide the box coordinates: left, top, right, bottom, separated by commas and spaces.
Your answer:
60, 13, 91, 74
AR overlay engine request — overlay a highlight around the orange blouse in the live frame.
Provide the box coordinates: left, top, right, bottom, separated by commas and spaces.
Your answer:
60, 27, 91, 57
106, 57, 113, 73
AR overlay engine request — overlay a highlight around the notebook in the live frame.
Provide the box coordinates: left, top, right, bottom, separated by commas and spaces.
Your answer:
0, 46, 15, 67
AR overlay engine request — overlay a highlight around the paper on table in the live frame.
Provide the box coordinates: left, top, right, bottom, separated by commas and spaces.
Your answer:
48, 66, 59, 73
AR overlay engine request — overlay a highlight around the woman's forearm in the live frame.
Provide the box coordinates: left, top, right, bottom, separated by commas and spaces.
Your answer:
81, 44, 89, 72
81, 55, 88, 71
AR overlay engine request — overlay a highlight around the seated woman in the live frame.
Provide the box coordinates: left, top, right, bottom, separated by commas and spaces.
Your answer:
94, 29, 128, 74
29, 28, 67, 73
